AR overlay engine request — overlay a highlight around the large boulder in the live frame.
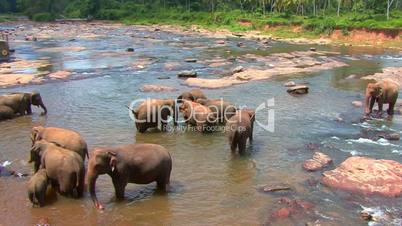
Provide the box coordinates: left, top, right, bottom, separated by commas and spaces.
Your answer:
322, 157, 402, 197
287, 85, 309, 94
178, 70, 197, 78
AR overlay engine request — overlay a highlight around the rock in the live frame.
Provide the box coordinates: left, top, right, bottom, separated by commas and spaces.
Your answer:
154, 28, 161, 32
260, 184, 291, 193
232, 33, 244, 37
345, 74, 357, 80
360, 211, 373, 221
322, 157, 402, 197
126, 48, 135, 52
284, 81, 296, 87
352, 101, 363, 108
185, 58, 197, 63
157, 76, 170, 80
303, 152, 332, 171
140, 85, 178, 92
25, 36, 37, 41
216, 40, 225, 44
237, 42, 245, 47
379, 132, 400, 141
309, 47, 316, 52
231, 66, 244, 74
273, 207, 291, 218
48, 71, 72, 79
178, 70, 197, 78
287, 85, 309, 94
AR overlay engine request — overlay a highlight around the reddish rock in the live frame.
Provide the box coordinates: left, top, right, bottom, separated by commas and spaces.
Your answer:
273, 207, 291, 218
303, 152, 332, 171
322, 157, 402, 197
140, 85, 178, 92
48, 70, 72, 79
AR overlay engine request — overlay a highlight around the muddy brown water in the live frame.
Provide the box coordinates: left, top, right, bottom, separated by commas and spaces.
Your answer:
0, 22, 402, 225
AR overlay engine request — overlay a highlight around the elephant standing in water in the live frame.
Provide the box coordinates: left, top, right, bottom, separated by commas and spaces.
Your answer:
29, 140, 85, 198
87, 143, 172, 210
30, 126, 88, 161
27, 169, 48, 207
226, 109, 255, 154
180, 100, 217, 132
132, 99, 177, 133
0, 92, 47, 120
196, 99, 237, 124
364, 79, 399, 117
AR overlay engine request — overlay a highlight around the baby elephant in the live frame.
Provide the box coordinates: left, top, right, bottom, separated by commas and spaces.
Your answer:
87, 143, 172, 210
29, 140, 85, 198
27, 169, 48, 207
226, 109, 255, 154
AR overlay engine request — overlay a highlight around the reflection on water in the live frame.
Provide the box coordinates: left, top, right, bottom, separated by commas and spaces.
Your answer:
0, 22, 401, 225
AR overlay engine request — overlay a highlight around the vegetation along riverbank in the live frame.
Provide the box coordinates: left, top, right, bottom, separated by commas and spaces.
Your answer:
1, 0, 402, 48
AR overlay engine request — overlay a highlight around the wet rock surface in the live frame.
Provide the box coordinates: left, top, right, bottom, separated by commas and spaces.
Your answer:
140, 84, 178, 92
322, 157, 402, 197
303, 152, 332, 171
361, 67, 402, 86
287, 85, 309, 94
178, 70, 197, 78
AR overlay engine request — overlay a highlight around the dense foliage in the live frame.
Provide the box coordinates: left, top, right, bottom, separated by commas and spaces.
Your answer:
1, 0, 401, 31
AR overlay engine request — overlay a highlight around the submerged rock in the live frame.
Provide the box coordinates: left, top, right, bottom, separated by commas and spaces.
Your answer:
178, 70, 197, 78
352, 101, 363, 108
231, 66, 244, 74
185, 58, 197, 63
126, 48, 135, 52
303, 152, 332, 171
322, 157, 402, 197
140, 85, 178, 92
287, 85, 309, 94
284, 81, 296, 87
48, 71, 72, 79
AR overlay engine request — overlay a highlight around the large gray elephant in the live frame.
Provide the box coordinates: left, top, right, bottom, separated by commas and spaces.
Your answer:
132, 99, 177, 133
87, 143, 172, 210
0, 92, 47, 120
31, 126, 88, 161
29, 140, 85, 198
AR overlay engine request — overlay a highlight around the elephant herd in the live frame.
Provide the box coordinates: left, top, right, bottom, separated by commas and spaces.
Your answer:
3, 79, 398, 210
27, 126, 172, 210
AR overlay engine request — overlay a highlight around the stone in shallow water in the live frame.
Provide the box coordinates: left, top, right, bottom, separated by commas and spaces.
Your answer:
303, 152, 332, 171
284, 81, 296, 87
322, 156, 402, 197
178, 70, 197, 78
352, 101, 363, 108
140, 85, 178, 92
231, 66, 244, 74
185, 58, 197, 63
287, 85, 309, 94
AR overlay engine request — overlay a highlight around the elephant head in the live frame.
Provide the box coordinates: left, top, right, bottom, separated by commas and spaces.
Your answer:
162, 99, 178, 126
28, 140, 48, 172
29, 92, 47, 115
87, 149, 117, 210
364, 83, 382, 115
30, 126, 45, 146
177, 92, 194, 102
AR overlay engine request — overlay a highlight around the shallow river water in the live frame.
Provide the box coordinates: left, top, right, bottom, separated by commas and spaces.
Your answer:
0, 22, 402, 225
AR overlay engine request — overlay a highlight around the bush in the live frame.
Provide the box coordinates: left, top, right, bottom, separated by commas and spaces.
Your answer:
32, 13, 55, 22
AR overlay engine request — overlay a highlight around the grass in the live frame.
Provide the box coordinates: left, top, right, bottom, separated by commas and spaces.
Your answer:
0, 14, 17, 22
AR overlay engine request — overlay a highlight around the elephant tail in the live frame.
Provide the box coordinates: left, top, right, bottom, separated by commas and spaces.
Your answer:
125, 105, 139, 118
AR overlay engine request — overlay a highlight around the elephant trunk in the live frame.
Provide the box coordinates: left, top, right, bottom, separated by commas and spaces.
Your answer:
173, 102, 178, 126
87, 171, 104, 210
39, 102, 47, 115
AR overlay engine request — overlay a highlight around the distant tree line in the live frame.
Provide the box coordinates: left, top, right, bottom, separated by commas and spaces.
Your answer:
1, 0, 401, 20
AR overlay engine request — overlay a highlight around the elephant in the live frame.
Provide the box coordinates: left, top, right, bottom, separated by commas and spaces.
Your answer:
87, 143, 172, 210
27, 169, 48, 207
132, 99, 177, 133
180, 100, 217, 132
31, 126, 88, 161
29, 140, 85, 198
0, 92, 47, 120
364, 79, 399, 117
226, 109, 255, 154
177, 89, 207, 102
196, 99, 237, 124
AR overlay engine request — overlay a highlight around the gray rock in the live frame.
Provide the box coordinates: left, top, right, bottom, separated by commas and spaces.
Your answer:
126, 48, 135, 52
185, 58, 197, 63
231, 66, 244, 74
178, 70, 197, 78
284, 81, 296, 87
287, 85, 309, 94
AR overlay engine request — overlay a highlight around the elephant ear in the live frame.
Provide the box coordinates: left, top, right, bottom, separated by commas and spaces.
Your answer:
108, 152, 117, 172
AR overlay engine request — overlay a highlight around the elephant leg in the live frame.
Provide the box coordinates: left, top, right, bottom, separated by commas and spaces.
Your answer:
238, 138, 247, 155
76, 174, 85, 198
388, 102, 396, 115
112, 177, 127, 200
156, 173, 170, 192
230, 139, 237, 152
369, 97, 376, 114
377, 99, 384, 117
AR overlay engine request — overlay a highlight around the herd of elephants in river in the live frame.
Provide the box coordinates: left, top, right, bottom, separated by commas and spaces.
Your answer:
0, 75, 399, 210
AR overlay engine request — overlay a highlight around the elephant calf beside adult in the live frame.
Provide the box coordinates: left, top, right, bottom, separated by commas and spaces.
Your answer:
87, 143, 172, 210
0, 92, 47, 120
